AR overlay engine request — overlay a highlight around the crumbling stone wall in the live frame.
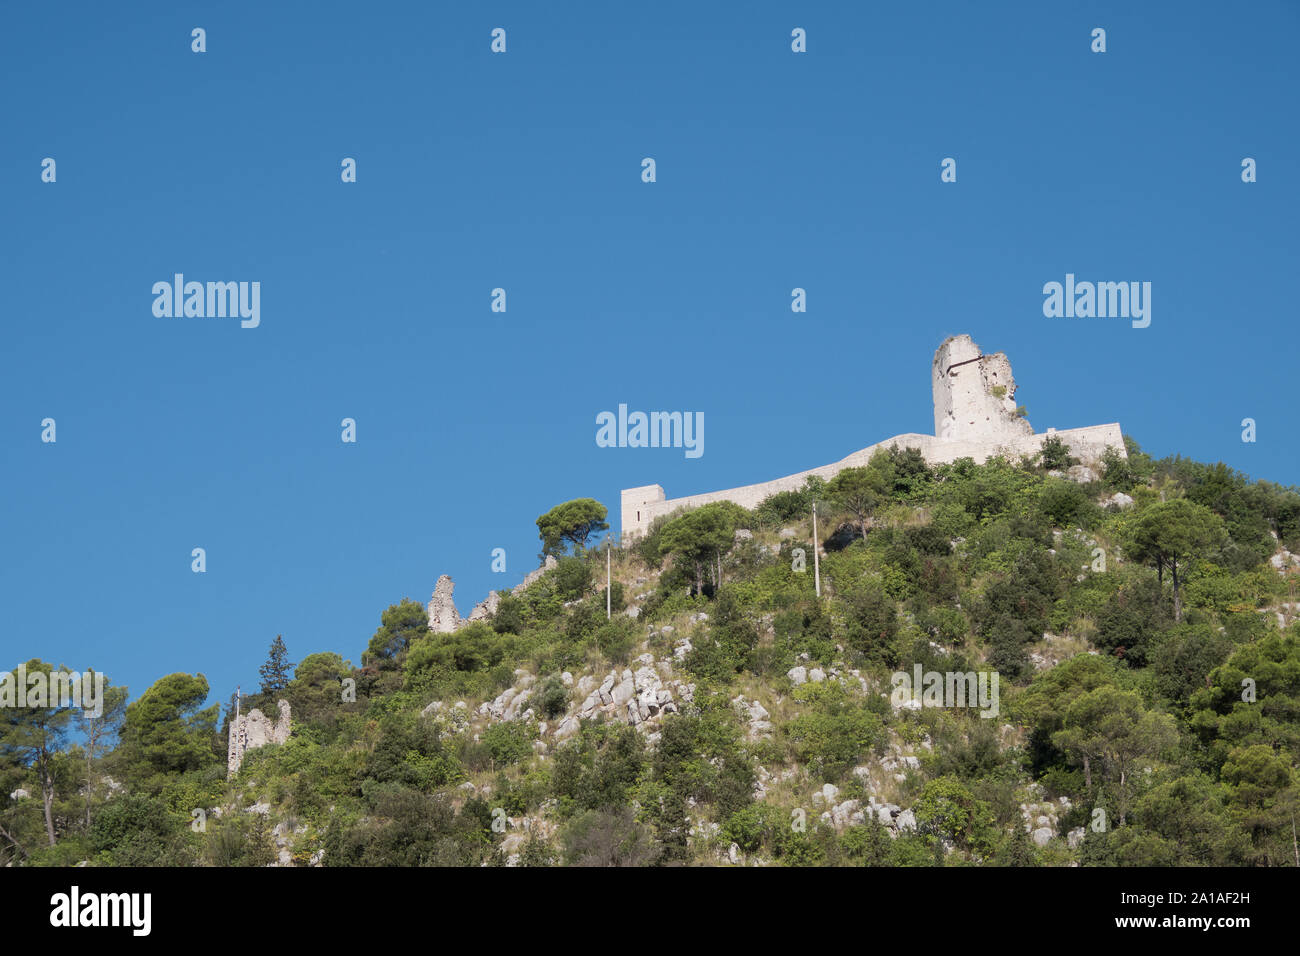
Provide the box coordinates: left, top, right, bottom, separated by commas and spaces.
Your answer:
227, 700, 291, 776
427, 556, 559, 633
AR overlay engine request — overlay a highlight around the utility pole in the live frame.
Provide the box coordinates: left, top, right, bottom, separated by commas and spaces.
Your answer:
606, 540, 612, 619
812, 502, 821, 598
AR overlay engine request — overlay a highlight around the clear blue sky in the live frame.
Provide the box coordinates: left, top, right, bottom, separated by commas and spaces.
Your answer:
3, 2, 1297, 712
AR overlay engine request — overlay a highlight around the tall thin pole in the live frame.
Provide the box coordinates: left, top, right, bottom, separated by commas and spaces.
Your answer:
606, 541, 612, 619
235, 685, 241, 721
812, 502, 821, 598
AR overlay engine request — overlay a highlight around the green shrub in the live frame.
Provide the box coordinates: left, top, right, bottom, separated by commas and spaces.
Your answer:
535, 675, 569, 719
481, 721, 536, 768
786, 682, 886, 778
554, 556, 593, 601
592, 616, 638, 666
1039, 435, 1077, 471
1038, 480, 1100, 529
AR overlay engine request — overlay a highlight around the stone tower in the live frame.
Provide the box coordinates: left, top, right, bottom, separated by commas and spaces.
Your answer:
932, 334, 1033, 442
427, 574, 463, 633
227, 699, 292, 777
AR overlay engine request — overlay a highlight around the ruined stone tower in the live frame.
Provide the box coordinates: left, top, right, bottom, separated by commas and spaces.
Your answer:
932, 334, 1034, 442
227, 699, 292, 777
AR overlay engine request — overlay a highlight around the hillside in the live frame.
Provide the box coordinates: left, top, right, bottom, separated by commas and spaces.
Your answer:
6, 436, 1300, 867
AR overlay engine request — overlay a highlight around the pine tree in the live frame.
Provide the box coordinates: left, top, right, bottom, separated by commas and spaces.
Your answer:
258, 635, 294, 695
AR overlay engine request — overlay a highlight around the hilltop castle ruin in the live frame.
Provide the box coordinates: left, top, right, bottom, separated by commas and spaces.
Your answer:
620, 334, 1125, 538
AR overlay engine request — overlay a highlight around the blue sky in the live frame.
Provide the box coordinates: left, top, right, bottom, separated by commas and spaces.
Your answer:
3, 1, 1297, 712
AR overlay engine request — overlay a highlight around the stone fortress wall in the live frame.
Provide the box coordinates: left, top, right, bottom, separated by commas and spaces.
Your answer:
621, 335, 1125, 539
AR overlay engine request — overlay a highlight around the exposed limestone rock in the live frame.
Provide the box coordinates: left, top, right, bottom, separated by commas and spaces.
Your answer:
1019, 797, 1068, 845
814, 783, 839, 804
733, 695, 773, 740
227, 700, 291, 776
1270, 550, 1300, 571
831, 800, 864, 829
503, 689, 532, 722
569, 657, 690, 731
610, 674, 636, 708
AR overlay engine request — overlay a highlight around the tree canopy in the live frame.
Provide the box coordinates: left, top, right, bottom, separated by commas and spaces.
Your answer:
537, 498, 609, 557
1125, 498, 1228, 620
258, 635, 294, 695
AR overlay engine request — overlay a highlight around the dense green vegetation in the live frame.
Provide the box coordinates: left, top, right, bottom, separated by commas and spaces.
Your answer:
4, 437, 1299, 867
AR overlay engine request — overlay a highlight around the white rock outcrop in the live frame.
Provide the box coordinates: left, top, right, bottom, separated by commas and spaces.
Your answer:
571, 659, 692, 730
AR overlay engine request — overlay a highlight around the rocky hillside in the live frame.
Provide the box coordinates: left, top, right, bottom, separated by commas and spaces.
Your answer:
7, 436, 1300, 867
